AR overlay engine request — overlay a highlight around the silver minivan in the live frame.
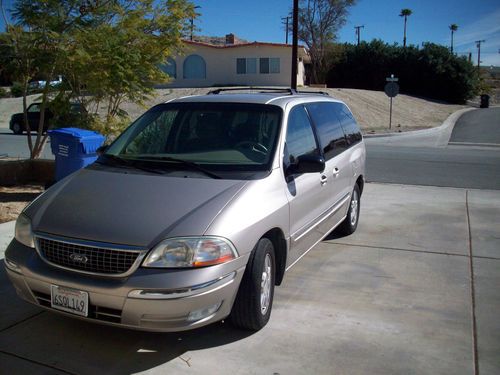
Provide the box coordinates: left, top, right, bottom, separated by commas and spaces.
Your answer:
5, 89, 366, 331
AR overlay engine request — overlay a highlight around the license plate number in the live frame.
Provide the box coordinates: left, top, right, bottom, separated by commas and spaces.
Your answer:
50, 285, 88, 317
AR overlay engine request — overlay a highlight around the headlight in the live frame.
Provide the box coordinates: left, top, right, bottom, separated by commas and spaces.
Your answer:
143, 237, 238, 268
15, 213, 34, 248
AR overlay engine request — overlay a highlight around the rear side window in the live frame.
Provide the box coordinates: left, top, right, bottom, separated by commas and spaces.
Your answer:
337, 105, 362, 146
305, 102, 347, 160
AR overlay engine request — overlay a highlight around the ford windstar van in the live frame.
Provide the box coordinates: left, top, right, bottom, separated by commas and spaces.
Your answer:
5, 88, 366, 331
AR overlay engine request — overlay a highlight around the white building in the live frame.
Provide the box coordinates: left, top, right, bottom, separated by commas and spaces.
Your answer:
160, 34, 310, 88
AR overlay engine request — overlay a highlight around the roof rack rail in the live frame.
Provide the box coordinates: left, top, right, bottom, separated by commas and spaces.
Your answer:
296, 90, 330, 96
208, 87, 297, 95
207, 87, 330, 97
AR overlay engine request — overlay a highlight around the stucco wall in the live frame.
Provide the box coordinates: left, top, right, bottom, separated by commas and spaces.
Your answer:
165, 44, 306, 88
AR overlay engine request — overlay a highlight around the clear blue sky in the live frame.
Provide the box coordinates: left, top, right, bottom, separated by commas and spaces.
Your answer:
191, 0, 500, 66
1, 0, 499, 66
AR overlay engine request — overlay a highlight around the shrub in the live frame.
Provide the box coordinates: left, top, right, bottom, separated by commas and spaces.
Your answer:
326, 41, 480, 104
0, 87, 8, 98
10, 82, 24, 97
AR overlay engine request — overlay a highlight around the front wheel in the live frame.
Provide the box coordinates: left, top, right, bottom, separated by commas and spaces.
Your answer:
337, 184, 361, 236
230, 237, 275, 330
12, 122, 23, 135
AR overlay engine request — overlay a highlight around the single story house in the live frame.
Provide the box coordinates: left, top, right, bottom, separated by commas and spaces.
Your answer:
160, 34, 310, 88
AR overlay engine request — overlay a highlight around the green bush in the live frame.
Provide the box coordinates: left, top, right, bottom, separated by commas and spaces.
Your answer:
326, 41, 480, 104
0, 87, 8, 98
10, 82, 24, 97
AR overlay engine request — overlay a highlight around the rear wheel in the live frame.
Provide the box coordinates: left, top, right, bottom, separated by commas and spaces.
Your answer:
230, 237, 275, 330
12, 122, 22, 135
337, 184, 361, 236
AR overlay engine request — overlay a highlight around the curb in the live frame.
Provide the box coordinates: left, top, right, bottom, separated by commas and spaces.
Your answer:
363, 107, 477, 143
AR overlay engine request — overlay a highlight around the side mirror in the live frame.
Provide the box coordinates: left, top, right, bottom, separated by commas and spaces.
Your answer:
96, 144, 109, 156
287, 154, 325, 175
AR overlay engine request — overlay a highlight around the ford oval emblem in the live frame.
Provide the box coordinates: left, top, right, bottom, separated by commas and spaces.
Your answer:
69, 253, 88, 264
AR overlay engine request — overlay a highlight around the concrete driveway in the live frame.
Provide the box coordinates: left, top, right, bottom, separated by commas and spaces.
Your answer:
1, 182, 499, 375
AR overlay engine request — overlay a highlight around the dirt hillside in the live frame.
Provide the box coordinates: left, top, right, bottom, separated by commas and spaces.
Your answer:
0, 88, 467, 134
118, 88, 467, 134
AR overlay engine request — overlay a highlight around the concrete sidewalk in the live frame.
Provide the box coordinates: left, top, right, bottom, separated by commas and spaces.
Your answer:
364, 107, 476, 148
0, 183, 499, 375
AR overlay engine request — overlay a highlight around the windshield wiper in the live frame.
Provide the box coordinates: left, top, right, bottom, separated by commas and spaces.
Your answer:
136, 156, 222, 179
96, 154, 166, 175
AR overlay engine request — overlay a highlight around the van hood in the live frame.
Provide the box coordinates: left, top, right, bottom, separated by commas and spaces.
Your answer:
26, 168, 247, 248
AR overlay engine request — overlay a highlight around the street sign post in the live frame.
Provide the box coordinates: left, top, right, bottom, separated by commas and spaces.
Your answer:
385, 74, 399, 129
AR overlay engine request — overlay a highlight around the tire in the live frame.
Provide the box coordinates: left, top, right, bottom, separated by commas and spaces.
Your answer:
337, 184, 361, 236
230, 237, 275, 331
12, 122, 22, 135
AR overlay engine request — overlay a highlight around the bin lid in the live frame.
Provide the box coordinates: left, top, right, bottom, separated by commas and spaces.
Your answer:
48, 127, 102, 139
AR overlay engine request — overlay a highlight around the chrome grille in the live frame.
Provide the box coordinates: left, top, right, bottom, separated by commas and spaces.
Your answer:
36, 236, 143, 275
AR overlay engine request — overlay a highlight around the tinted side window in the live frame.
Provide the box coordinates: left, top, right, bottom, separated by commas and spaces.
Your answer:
285, 106, 319, 165
305, 102, 347, 160
337, 105, 362, 146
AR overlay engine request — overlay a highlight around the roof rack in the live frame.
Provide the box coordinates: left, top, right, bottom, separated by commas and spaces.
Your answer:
207, 87, 330, 96
208, 87, 297, 95
296, 90, 330, 96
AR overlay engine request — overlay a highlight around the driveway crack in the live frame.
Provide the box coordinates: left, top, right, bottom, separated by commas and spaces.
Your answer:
466, 189, 479, 375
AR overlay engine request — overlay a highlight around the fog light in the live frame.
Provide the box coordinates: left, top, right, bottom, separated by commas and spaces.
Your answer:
4, 258, 22, 274
187, 301, 222, 322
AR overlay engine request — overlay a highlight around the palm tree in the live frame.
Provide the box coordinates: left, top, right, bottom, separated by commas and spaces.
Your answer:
449, 24, 458, 53
399, 9, 413, 47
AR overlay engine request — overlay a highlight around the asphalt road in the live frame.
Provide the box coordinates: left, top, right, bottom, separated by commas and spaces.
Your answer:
366, 108, 500, 190
450, 107, 500, 145
0, 131, 53, 159
365, 144, 500, 190
1, 108, 499, 190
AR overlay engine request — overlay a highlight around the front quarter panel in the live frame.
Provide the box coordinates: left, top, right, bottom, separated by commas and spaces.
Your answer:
204, 169, 289, 258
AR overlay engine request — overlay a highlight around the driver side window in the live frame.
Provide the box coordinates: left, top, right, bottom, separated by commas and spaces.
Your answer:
285, 106, 319, 165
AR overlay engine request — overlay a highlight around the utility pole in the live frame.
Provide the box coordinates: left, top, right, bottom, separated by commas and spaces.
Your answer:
190, 5, 201, 41
475, 40, 485, 71
281, 16, 290, 44
354, 25, 364, 46
291, 0, 298, 90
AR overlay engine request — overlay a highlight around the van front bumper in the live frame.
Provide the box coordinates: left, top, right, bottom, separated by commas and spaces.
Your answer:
4, 239, 247, 332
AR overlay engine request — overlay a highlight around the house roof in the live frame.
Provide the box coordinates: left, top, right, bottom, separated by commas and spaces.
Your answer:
183, 40, 310, 60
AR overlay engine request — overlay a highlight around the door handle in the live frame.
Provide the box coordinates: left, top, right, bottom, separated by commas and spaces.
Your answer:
320, 174, 328, 185
333, 167, 340, 177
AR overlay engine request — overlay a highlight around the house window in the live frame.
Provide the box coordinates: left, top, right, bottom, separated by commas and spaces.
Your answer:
237, 58, 246, 74
259, 58, 280, 74
247, 58, 257, 74
236, 58, 258, 74
183, 54, 206, 79
159, 58, 177, 78
270, 58, 280, 73
260, 58, 270, 74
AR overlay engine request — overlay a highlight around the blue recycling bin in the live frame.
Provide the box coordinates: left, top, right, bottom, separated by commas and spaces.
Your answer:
49, 128, 105, 181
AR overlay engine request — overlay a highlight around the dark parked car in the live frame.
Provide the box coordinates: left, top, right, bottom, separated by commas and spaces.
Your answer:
9, 102, 86, 135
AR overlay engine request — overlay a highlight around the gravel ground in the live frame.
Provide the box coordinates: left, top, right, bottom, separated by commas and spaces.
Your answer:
0, 88, 468, 134
0, 185, 44, 223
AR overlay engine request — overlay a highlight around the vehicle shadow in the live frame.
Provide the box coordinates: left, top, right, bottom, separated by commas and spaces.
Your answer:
0, 265, 254, 374
323, 227, 346, 241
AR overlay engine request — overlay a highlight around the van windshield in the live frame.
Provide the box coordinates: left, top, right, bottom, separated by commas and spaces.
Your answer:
104, 102, 282, 175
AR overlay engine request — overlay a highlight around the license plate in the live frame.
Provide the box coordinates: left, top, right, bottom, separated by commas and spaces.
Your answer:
50, 285, 89, 317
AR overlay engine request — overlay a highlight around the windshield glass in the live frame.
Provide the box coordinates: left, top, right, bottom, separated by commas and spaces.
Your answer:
105, 102, 282, 174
